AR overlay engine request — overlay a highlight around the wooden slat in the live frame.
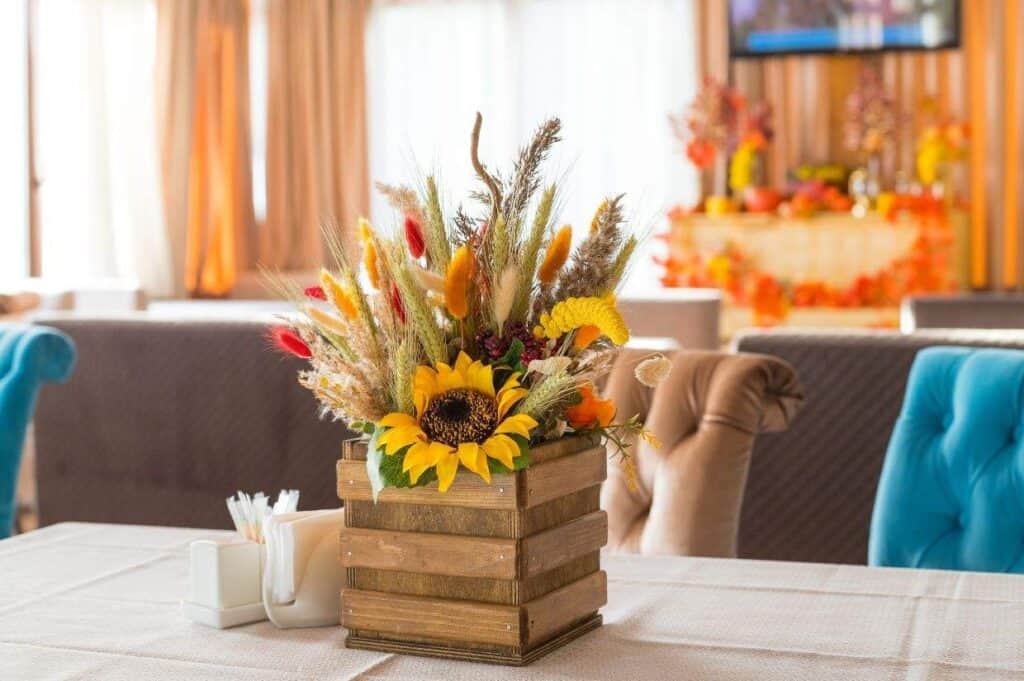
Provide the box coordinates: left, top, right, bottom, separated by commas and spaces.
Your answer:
347, 552, 601, 606
520, 447, 607, 508
345, 614, 602, 666
341, 588, 521, 647
523, 571, 608, 647
340, 527, 517, 579
520, 511, 608, 578
336, 459, 518, 510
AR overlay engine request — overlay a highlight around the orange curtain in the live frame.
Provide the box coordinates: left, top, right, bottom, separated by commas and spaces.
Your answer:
696, 1, 1024, 291
260, 0, 369, 269
157, 0, 255, 297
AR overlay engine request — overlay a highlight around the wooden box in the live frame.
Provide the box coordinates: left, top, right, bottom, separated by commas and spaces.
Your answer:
336, 436, 608, 665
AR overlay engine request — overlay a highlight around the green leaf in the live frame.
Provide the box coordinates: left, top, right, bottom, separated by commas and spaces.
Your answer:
496, 338, 526, 374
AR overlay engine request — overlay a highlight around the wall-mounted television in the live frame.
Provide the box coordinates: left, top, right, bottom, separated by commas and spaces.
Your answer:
729, 1, 961, 58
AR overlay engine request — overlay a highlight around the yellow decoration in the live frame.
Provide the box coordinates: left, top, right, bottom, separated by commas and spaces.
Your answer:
363, 240, 381, 290
535, 296, 629, 346
445, 245, 472, 320
377, 352, 537, 492
358, 218, 373, 244
537, 225, 573, 284
876, 192, 896, 216
320, 269, 358, 320
705, 195, 737, 217
728, 141, 757, 193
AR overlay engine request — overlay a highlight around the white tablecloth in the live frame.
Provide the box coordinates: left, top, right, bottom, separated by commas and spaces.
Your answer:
2, 523, 1023, 680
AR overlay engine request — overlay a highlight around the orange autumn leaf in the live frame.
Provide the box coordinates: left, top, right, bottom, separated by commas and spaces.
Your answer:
567, 384, 616, 429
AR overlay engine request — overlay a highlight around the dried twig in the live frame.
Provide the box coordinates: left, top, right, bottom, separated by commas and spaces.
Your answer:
470, 112, 503, 229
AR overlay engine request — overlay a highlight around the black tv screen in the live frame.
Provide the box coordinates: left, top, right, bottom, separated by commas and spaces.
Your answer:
729, 1, 961, 57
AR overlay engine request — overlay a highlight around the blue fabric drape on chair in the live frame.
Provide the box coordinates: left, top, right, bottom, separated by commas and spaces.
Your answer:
0, 325, 76, 538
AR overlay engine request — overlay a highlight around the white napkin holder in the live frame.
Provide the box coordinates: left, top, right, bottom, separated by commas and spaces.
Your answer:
262, 509, 346, 629
182, 537, 268, 628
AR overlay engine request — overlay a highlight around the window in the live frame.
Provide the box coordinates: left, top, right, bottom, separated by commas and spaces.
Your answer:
33, 0, 172, 295
0, 1, 29, 281
366, 0, 700, 292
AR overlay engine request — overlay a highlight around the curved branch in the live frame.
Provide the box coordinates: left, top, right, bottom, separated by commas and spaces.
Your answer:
470, 112, 503, 227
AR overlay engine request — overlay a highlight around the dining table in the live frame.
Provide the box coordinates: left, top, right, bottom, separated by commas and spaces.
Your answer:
2, 522, 1022, 680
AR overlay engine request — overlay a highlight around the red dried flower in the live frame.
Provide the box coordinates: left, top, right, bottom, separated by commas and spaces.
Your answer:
304, 285, 326, 301
404, 214, 426, 259
268, 326, 312, 359
389, 283, 407, 323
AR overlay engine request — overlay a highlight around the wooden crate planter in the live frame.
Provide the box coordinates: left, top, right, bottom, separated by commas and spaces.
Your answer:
336, 436, 608, 665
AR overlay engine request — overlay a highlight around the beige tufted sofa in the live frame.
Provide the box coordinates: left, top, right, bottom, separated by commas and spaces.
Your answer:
601, 349, 804, 557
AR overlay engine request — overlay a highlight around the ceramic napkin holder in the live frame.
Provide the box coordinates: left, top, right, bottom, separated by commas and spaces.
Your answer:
182, 536, 268, 628
263, 508, 346, 628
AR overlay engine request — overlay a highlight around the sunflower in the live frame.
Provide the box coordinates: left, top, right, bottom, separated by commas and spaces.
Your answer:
377, 352, 538, 492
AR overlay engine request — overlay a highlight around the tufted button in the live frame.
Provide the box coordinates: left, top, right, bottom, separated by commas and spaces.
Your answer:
941, 412, 953, 430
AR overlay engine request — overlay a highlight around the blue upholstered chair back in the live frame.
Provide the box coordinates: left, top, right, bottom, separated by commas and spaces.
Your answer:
870, 346, 1024, 572
0, 325, 76, 539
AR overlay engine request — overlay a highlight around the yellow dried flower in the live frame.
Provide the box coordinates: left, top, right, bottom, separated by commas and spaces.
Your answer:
357, 218, 373, 244
537, 225, 572, 284
634, 354, 671, 387
535, 296, 629, 346
363, 240, 381, 290
573, 324, 602, 350
445, 245, 472, 320
306, 305, 348, 337
320, 269, 358, 320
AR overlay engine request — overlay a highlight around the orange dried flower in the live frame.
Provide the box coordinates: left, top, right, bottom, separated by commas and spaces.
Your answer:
320, 269, 358, 320
538, 225, 572, 284
573, 324, 602, 350
566, 384, 615, 429
445, 244, 472, 319
363, 240, 381, 290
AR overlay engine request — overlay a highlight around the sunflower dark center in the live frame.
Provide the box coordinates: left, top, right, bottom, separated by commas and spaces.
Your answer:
420, 388, 498, 446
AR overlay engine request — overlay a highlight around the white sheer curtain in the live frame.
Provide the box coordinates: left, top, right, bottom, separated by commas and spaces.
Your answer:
0, 1, 29, 281
34, 0, 174, 297
366, 0, 699, 292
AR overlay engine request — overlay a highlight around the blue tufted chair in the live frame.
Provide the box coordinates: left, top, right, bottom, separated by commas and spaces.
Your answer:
0, 325, 76, 539
870, 346, 1024, 572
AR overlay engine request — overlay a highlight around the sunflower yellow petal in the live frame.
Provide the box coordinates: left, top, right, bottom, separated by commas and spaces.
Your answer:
483, 436, 516, 470
401, 442, 433, 473
379, 413, 418, 429
435, 452, 460, 492
457, 442, 490, 484
413, 365, 439, 402
495, 413, 538, 438
454, 351, 473, 375
497, 386, 528, 419
378, 426, 422, 454
468, 361, 495, 397
407, 464, 431, 484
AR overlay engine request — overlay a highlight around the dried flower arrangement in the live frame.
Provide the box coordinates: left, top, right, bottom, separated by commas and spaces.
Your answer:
269, 114, 666, 497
